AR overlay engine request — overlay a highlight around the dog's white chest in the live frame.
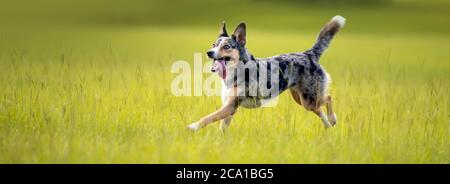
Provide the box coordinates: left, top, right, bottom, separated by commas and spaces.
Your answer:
221, 81, 228, 104
220, 80, 265, 108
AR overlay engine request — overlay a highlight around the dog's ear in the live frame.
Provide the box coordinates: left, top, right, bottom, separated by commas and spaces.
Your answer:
233, 22, 246, 46
219, 21, 228, 37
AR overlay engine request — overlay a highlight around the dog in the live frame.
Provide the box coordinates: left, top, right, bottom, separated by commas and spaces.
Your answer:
187, 15, 345, 132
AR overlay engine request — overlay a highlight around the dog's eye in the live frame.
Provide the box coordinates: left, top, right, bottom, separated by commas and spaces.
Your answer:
223, 45, 231, 50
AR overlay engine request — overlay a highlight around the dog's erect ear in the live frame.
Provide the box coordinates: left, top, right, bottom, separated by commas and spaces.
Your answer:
233, 22, 246, 46
219, 21, 228, 37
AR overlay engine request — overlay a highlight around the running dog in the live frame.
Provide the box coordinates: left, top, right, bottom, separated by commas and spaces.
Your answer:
187, 15, 346, 132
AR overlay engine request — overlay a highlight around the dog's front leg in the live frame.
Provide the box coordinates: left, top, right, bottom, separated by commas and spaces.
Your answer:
219, 116, 233, 133
187, 89, 238, 132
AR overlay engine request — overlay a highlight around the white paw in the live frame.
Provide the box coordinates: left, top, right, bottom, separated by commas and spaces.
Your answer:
329, 113, 337, 126
187, 122, 201, 132
320, 115, 332, 128
323, 122, 332, 129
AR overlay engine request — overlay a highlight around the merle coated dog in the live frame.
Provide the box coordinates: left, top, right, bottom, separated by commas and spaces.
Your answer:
187, 15, 346, 132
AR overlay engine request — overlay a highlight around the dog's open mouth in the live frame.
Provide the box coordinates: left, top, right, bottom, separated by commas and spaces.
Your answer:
214, 57, 231, 62
211, 57, 230, 79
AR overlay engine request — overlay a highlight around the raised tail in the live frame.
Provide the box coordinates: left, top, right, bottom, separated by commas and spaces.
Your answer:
310, 15, 346, 60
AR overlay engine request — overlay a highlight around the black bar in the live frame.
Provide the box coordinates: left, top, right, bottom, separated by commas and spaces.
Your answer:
0, 164, 447, 182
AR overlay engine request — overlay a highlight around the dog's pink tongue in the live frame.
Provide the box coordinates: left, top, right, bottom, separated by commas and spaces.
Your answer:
212, 60, 226, 79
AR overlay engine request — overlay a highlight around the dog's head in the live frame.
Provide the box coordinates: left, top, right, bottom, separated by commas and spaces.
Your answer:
207, 22, 247, 79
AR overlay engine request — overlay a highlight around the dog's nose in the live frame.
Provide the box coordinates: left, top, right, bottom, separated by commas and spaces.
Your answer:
206, 51, 214, 58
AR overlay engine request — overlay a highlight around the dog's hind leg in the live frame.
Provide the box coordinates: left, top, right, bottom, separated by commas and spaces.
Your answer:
312, 108, 332, 128
289, 88, 302, 106
291, 87, 330, 128
325, 95, 337, 126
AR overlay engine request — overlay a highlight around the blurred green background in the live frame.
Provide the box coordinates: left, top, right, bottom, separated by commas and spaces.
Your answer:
0, 0, 448, 163
1, 0, 450, 33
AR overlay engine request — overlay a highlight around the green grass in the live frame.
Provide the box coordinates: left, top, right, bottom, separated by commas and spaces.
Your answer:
0, 0, 448, 163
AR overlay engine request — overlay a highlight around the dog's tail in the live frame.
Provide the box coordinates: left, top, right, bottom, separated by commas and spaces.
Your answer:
309, 15, 345, 60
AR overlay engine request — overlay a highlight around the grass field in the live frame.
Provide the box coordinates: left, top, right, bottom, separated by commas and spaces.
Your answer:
0, 0, 448, 163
